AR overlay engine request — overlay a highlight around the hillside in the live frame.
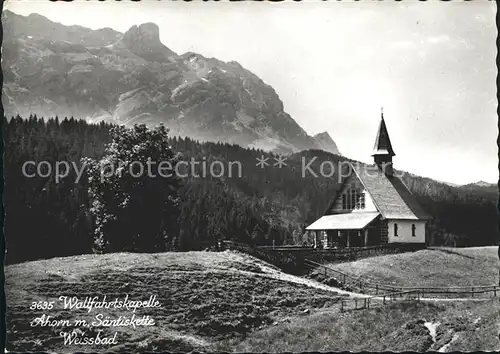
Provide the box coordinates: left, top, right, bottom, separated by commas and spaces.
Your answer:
318, 247, 499, 288
235, 299, 500, 352
234, 247, 500, 352
4, 117, 498, 264
460, 180, 497, 190
6, 249, 500, 352
1, 10, 338, 154
467, 180, 496, 187
5, 251, 347, 352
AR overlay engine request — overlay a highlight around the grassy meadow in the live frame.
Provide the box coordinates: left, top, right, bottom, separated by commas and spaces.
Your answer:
318, 247, 499, 288
5, 251, 346, 352
5, 247, 500, 352
234, 298, 500, 352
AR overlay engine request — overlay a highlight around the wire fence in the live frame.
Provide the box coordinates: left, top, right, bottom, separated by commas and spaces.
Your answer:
340, 290, 421, 312
223, 241, 500, 301
304, 259, 500, 301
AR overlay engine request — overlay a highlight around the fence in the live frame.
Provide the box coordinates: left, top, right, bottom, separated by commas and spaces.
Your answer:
304, 259, 500, 300
222, 241, 500, 302
339, 285, 499, 313
258, 243, 426, 264
222, 241, 426, 273
340, 289, 421, 312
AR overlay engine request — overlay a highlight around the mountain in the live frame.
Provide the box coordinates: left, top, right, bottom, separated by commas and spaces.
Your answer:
313, 132, 341, 155
1, 11, 121, 46
459, 180, 497, 190
1, 10, 340, 154
438, 180, 460, 187
470, 180, 496, 188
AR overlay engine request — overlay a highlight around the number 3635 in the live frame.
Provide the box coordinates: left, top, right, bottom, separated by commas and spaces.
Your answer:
30, 301, 55, 310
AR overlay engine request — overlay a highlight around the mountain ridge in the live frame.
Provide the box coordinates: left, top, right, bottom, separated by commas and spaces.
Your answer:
313, 132, 341, 156
2, 10, 341, 155
461, 180, 496, 188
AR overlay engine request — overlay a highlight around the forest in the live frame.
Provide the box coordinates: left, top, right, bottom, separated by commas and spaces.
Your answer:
3, 115, 498, 264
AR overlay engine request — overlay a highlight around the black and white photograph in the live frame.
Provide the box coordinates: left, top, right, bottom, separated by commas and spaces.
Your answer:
2, 0, 498, 352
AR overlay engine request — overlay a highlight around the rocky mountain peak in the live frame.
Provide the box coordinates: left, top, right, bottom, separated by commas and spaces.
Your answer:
124, 23, 161, 45
122, 22, 177, 62
313, 131, 341, 156
314, 132, 331, 140
3, 11, 342, 155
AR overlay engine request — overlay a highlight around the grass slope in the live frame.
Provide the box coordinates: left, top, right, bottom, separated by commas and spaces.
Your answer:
6, 247, 499, 352
319, 247, 499, 288
5, 251, 345, 352
236, 299, 500, 352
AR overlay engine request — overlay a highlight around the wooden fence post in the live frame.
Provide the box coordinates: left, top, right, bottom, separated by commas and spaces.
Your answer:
341, 301, 344, 313
494, 287, 497, 297
472, 287, 475, 298
343, 274, 346, 285
367, 298, 370, 309
355, 299, 358, 310
364, 298, 367, 309
376, 284, 379, 295
383, 296, 386, 304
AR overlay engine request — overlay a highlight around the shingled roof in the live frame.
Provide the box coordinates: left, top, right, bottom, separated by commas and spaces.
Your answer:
372, 116, 395, 157
350, 163, 431, 220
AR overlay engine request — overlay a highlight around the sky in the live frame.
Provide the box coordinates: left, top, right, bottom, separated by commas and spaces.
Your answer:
5, 0, 498, 185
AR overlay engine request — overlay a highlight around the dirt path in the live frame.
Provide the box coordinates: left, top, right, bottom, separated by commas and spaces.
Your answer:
164, 251, 496, 303
261, 266, 495, 302
261, 267, 494, 302
256, 265, 495, 302
255, 264, 372, 298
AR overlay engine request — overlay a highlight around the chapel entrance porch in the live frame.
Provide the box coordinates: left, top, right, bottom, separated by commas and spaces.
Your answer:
305, 212, 381, 249
311, 228, 381, 249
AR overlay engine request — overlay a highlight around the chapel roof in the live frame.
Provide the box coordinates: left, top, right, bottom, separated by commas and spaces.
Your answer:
350, 163, 431, 220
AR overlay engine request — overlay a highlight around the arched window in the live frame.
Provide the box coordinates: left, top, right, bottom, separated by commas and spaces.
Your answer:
412, 224, 416, 237
394, 223, 398, 237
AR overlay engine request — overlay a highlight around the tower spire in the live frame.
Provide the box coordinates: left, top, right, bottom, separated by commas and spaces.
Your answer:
372, 109, 395, 175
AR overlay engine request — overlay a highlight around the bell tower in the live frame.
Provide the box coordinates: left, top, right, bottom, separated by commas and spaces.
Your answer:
372, 108, 395, 176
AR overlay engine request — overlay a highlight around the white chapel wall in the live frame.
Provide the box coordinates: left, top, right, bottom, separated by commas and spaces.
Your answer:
387, 220, 426, 243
